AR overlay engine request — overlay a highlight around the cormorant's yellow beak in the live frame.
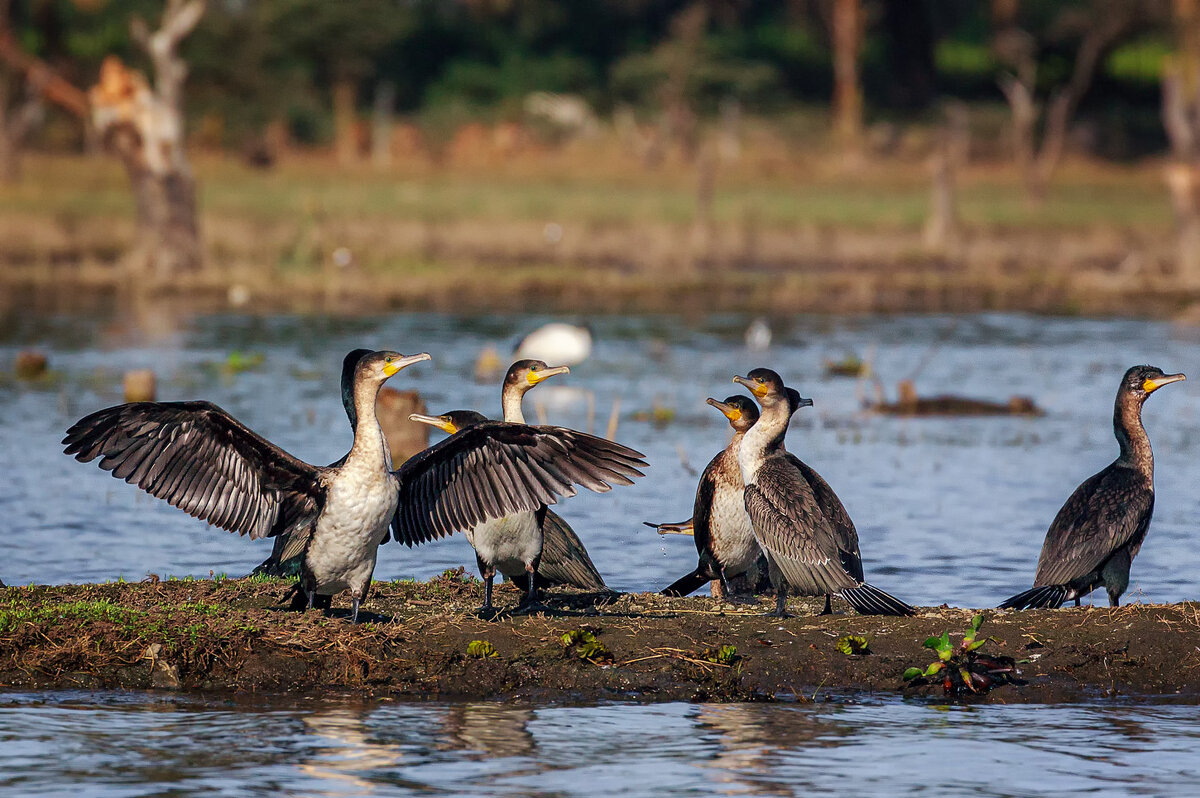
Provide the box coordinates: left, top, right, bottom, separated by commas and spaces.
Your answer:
1144, 372, 1186, 393
383, 352, 431, 377
409, 412, 457, 434
733, 375, 768, 397
527, 365, 570, 385
706, 397, 742, 421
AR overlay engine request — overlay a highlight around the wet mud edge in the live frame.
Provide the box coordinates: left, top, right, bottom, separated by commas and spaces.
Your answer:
2, 576, 1198, 704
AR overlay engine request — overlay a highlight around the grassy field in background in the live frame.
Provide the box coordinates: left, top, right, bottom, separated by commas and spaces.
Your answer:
0, 148, 1188, 316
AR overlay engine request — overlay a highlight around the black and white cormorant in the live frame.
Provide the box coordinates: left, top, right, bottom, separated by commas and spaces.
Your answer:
63, 350, 645, 621
734, 368, 914, 617
408, 360, 616, 612
1000, 365, 1185, 610
652, 395, 763, 597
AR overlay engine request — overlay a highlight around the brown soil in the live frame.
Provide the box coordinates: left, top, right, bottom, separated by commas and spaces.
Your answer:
2, 575, 1198, 703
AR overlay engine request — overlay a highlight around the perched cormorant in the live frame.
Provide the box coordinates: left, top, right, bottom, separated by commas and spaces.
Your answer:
734, 368, 914, 617
409, 360, 613, 612
1000, 365, 1185, 610
497, 359, 607, 593
651, 395, 762, 597
400, 408, 645, 612
254, 348, 372, 591
64, 350, 645, 621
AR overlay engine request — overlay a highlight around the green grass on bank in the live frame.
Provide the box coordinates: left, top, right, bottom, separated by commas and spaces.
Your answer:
0, 153, 1175, 233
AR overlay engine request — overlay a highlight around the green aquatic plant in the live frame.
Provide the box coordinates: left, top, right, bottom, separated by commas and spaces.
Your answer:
902, 614, 1021, 696
466, 640, 498, 659
561, 629, 612, 664
705, 644, 740, 666
836, 635, 870, 656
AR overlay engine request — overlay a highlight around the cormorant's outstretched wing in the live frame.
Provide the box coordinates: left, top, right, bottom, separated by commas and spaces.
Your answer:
64, 401, 324, 541
789, 454, 864, 582
393, 421, 646, 546
1033, 464, 1153, 587
744, 458, 858, 595
537, 509, 607, 590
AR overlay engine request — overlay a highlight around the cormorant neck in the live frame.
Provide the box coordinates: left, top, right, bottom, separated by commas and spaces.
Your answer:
502, 384, 527, 424
741, 399, 790, 456
1114, 394, 1152, 477
350, 379, 389, 466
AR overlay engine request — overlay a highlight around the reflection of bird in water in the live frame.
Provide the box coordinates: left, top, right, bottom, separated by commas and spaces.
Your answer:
441, 703, 537, 759
744, 317, 771, 352
692, 704, 789, 797
1001, 365, 1185, 610
514, 322, 592, 366
735, 368, 914, 617
299, 708, 405, 791
652, 396, 764, 598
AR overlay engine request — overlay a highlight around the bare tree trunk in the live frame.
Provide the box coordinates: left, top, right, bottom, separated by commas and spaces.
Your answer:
0, 70, 43, 183
643, 1, 705, 168
333, 78, 357, 167
90, 0, 205, 278
831, 0, 863, 159
372, 80, 395, 170
1165, 0, 1200, 286
923, 104, 968, 252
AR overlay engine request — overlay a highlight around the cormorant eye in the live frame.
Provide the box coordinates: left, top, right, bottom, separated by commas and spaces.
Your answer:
385, 356, 394, 363
531, 365, 539, 371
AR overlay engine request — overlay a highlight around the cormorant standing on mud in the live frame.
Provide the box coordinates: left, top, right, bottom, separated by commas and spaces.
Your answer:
652, 395, 763, 597
64, 350, 645, 621
734, 368, 914, 617
1000, 365, 1185, 610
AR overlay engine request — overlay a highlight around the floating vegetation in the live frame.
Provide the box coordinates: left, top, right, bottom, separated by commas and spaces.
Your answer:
630, 404, 676, 427
466, 640, 498, 659
223, 351, 266, 375
902, 614, 1023, 697
823, 354, 867, 378
561, 629, 612, 664
836, 635, 870, 656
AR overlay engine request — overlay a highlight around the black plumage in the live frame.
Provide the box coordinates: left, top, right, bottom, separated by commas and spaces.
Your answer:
655, 395, 764, 598
394, 420, 645, 546
735, 368, 914, 617
1000, 365, 1185, 610
63, 349, 644, 621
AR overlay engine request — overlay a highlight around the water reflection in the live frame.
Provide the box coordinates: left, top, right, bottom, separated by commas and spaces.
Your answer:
0, 694, 1198, 796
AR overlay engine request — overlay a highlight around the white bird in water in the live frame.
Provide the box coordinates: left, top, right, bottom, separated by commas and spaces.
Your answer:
514, 322, 592, 366
744, 317, 772, 351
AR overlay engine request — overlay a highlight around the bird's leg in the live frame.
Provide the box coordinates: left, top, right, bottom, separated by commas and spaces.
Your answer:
306, 588, 315, 611
351, 596, 360, 624
820, 594, 833, 615
477, 556, 497, 618
1074, 597, 1081, 607
515, 560, 547, 615
768, 584, 791, 618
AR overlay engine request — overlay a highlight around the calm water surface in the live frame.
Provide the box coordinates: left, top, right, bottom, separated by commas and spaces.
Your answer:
3, 310, 1200, 795
0, 691, 1198, 797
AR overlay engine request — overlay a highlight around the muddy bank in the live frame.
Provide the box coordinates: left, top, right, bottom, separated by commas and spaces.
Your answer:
2, 576, 1198, 703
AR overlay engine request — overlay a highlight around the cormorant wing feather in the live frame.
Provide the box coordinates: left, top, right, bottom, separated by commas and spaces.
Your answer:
691, 456, 720, 560
537, 508, 607, 590
63, 401, 323, 540
788, 453, 864, 582
393, 421, 646, 546
1033, 463, 1154, 587
745, 457, 858, 594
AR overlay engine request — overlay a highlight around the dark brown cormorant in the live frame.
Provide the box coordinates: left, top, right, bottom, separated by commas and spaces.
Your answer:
734, 368, 914, 617
651, 395, 762, 598
63, 350, 645, 621
1000, 365, 1185, 610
